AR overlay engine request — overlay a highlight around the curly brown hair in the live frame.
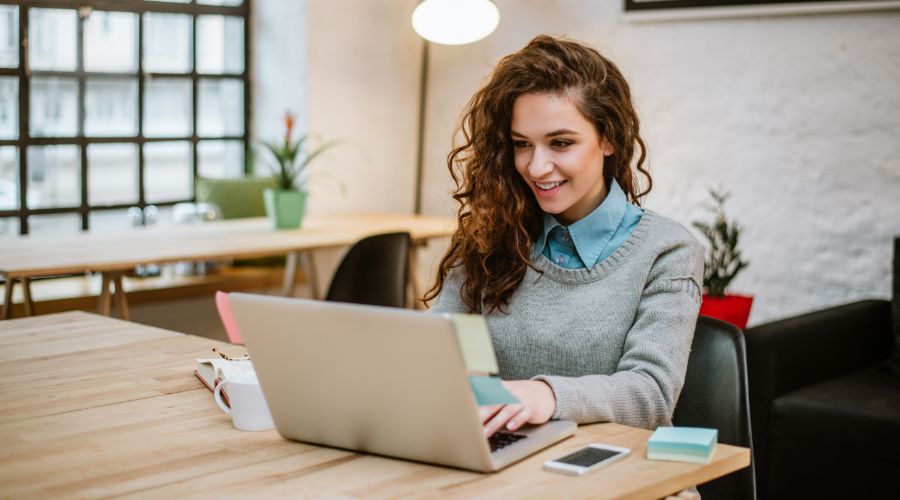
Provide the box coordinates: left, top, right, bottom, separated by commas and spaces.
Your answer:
423, 34, 651, 314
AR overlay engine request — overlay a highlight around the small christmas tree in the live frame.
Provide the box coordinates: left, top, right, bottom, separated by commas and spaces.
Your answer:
693, 188, 749, 298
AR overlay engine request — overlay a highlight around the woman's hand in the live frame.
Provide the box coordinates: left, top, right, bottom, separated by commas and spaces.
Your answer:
479, 380, 556, 437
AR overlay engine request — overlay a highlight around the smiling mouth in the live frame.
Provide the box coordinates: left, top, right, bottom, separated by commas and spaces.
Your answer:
535, 180, 566, 191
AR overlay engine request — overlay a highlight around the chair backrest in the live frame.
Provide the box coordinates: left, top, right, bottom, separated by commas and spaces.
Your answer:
195, 177, 276, 219
325, 232, 411, 309
673, 316, 756, 500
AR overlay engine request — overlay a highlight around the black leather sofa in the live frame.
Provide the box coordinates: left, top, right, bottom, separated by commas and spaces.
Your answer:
744, 238, 900, 499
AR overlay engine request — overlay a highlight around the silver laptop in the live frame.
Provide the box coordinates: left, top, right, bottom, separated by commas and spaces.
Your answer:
228, 292, 576, 472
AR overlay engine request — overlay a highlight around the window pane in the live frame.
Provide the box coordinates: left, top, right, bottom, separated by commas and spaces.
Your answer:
0, 6, 18, 68
88, 143, 138, 206
144, 78, 192, 138
84, 11, 138, 73
197, 16, 244, 74
0, 146, 17, 210
85, 78, 138, 137
30, 78, 78, 137
0, 217, 18, 238
26, 145, 80, 209
145, 141, 192, 203
0, 77, 17, 139
29, 9, 77, 71
198, 79, 243, 137
198, 140, 243, 179
143, 13, 192, 73
89, 208, 134, 233
28, 213, 81, 236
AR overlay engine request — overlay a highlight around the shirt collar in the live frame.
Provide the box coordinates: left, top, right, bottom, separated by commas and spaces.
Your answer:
533, 179, 629, 267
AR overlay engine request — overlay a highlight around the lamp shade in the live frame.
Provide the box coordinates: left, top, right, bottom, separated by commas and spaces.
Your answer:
412, 0, 500, 45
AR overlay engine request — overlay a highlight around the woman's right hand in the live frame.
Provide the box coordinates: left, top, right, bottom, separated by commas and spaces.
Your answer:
478, 380, 556, 437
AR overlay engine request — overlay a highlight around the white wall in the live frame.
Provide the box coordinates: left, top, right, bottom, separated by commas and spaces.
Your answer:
304, 0, 422, 216
256, 1, 900, 324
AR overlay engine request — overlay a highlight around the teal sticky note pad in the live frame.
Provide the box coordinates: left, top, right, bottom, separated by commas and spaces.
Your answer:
647, 427, 717, 464
468, 375, 519, 406
648, 427, 717, 457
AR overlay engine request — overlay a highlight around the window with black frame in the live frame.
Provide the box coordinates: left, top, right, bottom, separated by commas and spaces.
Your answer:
0, 0, 249, 237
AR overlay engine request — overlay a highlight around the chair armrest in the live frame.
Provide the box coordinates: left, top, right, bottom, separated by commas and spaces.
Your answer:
745, 299, 892, 399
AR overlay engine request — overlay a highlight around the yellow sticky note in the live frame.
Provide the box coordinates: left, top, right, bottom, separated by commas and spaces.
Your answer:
449, 314, 499, 374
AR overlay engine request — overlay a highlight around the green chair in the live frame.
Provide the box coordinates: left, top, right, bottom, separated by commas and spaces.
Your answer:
195, 177, 276, 220
195, 176, 282, 267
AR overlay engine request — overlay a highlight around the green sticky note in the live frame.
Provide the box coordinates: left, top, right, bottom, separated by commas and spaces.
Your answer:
449, 314, 499, 374
468, 376, 519, 406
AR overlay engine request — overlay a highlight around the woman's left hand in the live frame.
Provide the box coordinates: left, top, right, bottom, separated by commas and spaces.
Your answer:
480, 380, 556, 437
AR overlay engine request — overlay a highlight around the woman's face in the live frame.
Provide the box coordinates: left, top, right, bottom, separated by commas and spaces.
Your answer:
510, 92, 612, 226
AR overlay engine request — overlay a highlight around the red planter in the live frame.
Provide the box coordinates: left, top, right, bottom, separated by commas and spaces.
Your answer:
699, 294, 754, 330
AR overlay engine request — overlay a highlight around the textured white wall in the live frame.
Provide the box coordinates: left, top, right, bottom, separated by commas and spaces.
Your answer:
256, 1, 900, 324
419, 1, 900, 325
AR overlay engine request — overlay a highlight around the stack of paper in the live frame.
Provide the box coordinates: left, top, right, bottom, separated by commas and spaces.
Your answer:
647, 427, 718, 464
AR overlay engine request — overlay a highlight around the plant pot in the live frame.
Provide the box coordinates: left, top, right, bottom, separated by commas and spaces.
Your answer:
263, 188, 308, 230
699, 294, 754, 330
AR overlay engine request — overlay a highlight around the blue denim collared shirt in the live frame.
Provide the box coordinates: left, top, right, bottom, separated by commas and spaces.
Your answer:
534, 179, 644, 269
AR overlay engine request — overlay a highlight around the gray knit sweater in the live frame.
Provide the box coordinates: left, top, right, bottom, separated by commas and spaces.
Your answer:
431, 210, 704, 429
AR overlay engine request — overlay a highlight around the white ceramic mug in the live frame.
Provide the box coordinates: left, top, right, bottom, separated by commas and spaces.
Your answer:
213, 372, 275, 431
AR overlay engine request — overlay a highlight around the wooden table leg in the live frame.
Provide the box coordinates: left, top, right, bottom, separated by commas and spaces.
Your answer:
112, 274, 129, 320
22, 277, 34, 316
305, 251, 320, 300
282, 251, 299, 297
2, 277, 15, 319
98, 273, 112, 317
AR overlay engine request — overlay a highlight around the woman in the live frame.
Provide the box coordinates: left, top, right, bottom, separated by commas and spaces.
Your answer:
425, 35, 704, 438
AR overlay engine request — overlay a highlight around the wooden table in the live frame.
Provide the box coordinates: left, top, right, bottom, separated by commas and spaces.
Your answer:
0, 213, 456, 319
0, 312, 750, 499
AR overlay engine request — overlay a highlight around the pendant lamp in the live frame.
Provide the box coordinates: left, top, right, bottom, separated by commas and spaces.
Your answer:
412, 0, 500, 45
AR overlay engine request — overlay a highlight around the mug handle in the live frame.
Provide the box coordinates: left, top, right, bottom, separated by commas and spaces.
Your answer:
214, 381, 232, 416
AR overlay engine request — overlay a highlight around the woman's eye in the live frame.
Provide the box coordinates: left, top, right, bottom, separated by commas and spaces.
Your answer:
512, 141, 530, 149
552, 140, 573, 149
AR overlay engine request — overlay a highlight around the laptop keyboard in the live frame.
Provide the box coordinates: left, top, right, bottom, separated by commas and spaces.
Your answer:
488, 431, 527, 452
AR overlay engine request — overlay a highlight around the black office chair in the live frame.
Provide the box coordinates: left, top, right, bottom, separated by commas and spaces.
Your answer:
325, 232, 411, 309
673, 316, 756, 500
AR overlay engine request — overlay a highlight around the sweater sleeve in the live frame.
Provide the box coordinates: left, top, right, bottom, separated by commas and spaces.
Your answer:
428, 267, 471, 314
533, 235, 704, 428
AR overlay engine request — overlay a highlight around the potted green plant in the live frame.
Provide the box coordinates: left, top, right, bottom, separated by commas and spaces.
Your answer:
260, 112, 338, 230
693, 188, 753, 329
